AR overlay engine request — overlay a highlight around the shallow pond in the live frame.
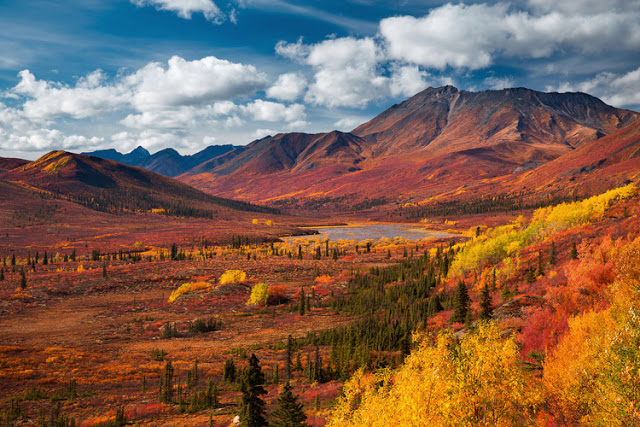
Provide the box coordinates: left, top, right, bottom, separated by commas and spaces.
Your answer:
284, 223, 455, 243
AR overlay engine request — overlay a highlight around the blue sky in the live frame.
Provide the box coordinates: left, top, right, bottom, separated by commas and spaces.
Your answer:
0, 0, 639, 159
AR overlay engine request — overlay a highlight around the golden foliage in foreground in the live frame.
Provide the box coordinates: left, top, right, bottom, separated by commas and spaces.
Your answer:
329, 323, 542, 427
544, 238, 640, 426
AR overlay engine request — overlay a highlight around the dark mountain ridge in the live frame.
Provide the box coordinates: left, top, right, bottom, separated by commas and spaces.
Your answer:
83, 144, 238, 177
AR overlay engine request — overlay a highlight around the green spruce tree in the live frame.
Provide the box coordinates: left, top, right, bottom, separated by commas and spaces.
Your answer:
239, 354, 268, 427
270, 382, 308, 427
570, 241, 578, 260
285, 335, 293, 381
223, 358, 236, 383
451, 279, 469, 324
478, 282, 493, 321
19, 268, 26, 290
298, 288, 305, 316
535, 250, 544, 277
426, 293, 442, 316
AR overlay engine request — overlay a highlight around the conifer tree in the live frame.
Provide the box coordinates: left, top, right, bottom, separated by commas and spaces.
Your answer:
478, 283, 493, 321
11, 254, 15, 266
294, 353, 302, 372
490, 268, 497, 292
205, 378, 219, 408
401, 333, 412, 360
273, 363, 279, 384
549, 241, 556, 265
526, 263, 536, 283
535, 250, 544, 277
43, 251, 48, 265
298, 288, 305, 316
427, 293, 443, 316
570, 241, 578, 260
239, 354, 267, 427
224, 358, 236, 383
451, 279, 469, 324
160, 360, 174, 403
19, 268, 26, 290
270, 382, 308, 427
0, 268, 4, 281
102, 262, 107, 278
285, 335, 293, 381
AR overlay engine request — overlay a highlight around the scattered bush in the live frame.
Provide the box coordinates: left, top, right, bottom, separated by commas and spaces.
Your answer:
220, 269, 247, 284
168, 281, 211, 303
248, 283, 269, 306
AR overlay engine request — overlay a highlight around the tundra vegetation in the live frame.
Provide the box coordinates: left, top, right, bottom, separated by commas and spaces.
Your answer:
1, 184, 639, 426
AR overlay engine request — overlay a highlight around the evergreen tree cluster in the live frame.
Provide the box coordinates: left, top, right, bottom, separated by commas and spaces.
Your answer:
395, 192, 581, 219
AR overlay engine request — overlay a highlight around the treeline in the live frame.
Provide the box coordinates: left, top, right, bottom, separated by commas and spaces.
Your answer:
394, 191, 582, 219
270, 194, 392, 212
37, 186, 278, 219
303, 247, 457, 379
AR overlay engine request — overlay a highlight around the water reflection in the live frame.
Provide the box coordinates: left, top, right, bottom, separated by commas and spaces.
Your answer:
285, 223, 454, 243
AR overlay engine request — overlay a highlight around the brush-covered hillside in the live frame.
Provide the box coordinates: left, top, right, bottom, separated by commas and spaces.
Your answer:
180, 87, 638, 208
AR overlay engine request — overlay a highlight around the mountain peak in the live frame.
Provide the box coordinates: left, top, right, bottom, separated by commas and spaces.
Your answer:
129, 146, 150, 156
180, 86, 640, 203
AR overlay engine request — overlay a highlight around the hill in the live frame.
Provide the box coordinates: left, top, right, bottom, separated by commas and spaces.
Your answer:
1, 151, 276, 218
179, 87, 638, 208
83, 144, 238, 177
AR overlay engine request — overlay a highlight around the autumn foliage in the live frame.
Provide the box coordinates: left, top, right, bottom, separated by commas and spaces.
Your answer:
220, 269, 247, 284
329, 323, 542, 426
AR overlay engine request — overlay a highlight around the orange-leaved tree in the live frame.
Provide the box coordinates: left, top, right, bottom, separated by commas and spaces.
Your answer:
544, 237, 640, 426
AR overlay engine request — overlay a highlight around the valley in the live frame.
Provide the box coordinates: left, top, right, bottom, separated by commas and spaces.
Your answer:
1, 86, 640, 426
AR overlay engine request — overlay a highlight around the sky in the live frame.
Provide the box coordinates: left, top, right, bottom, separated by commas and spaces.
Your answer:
0, 0, 639, 160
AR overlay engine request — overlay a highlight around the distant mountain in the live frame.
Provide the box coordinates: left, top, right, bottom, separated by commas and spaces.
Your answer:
83, 144, 238, 177
1, 151, 277, 218
86, 146, 150, 165
179, 86, 639, 205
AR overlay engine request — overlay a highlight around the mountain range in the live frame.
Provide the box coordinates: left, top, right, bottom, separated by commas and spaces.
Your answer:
179, 86, 639, 205
4, 86, 640, 214
83, 144, 237, 177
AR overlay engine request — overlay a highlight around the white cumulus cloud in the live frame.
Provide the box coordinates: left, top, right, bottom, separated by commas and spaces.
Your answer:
131, 0, 224, 22
483, 76, 516, 90
127, 55, 267, 112
379, 2, 640, 70
242, 100, 305, 122
389, 65, 430, 97
266, 73, 307, 102
551, 67, 640, 108
277, 36, 390, 108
